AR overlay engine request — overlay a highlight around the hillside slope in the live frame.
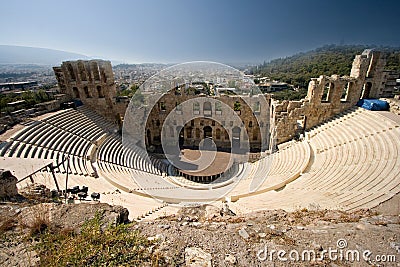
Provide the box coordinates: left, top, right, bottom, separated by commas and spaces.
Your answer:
0, 45, 90, 65
253, 45, 400, 88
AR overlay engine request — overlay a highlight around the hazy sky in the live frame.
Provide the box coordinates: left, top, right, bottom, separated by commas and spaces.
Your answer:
1, 0, 399, 63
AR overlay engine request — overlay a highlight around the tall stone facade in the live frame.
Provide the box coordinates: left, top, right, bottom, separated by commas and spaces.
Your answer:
145, 88, 271, 152
53, 60, 127, 122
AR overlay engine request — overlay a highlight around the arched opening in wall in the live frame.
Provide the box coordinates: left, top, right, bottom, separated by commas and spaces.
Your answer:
146, 129, 152, 146
84, 86, 91, 98
178, 126, 184, 148
232, 126, 241, 149
97, 86, 104, 98
322, 82, 334, 103
203, 101, 212, 116
253, 101, 260, 113
91, 62, 101, 81
216, 128, 221, 140
67, 64, 76, 81
100, 67, 107, 83
203, 126, 212, 139
78, 62, 87, 81
193, 102, 200, 115
215, 101, 222, 115
361, 82, 372, 99
341, 82, 351, 102
252, 128, 259, 141
186, 126, 192, 139
72, 87, 80, 98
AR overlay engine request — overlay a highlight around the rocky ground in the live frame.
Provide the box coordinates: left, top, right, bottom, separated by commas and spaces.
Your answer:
137, 205, 400, 266
0, 191, 399, 266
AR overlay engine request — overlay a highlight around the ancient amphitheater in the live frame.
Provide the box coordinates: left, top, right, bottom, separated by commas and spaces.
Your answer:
1, 49, 399, 220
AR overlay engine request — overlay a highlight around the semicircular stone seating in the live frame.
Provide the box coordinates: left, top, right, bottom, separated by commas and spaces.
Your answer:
2, 105, 400, 218
229, 107, 400, 214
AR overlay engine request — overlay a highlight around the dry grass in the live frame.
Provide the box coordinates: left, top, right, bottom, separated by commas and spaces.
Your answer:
34, 212, 165, 266
18, 204, 51, 237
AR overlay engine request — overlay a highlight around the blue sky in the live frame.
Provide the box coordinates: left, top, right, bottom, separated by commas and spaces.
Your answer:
0, 0, 399, 64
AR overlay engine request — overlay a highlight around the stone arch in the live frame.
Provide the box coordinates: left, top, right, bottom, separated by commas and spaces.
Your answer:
215, 101, 222, 115
91, 62, 100, 81
252, 128, 259, 141
97, 86, 104, 98
203, 126, 212, 139
186, 126, 193, 139
67, 64, 76, 81
72, 87, 80, 98
232, 126, 241, 148
203, 101, 212, 116
361, 82, 372, 99
84, 86, 91, 98
216, 128, 221, 139
193, 101, 200, 114
78, 62, 87, 81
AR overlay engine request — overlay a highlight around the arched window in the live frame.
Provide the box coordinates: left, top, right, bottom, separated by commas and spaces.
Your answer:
215, 101, 222, 115
67, 64, 76, 81
253, 101, 260, 113
84, 86, 91, 98
91, 62, 100, 81
253, 128, 259, 141
78, 62, 87, 81
72, 87, 80, 98
97, 86, 104, 98
216, 128, 221, 139
193, 102, 200, 114
186, 127, 192, 139
203, 101, 212, 116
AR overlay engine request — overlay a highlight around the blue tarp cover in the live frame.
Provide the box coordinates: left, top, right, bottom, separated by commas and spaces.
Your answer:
356, 99, 389, 111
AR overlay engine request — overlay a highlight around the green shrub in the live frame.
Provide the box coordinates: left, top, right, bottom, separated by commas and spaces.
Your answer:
35, 212, 163, 266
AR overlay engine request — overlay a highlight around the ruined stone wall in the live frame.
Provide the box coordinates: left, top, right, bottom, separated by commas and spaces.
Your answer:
53, 50, 393, 150
53, 60, 126, 122
271, 49, 389, 145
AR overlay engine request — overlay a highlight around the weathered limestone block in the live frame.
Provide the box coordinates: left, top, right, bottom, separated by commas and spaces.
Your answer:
0, 169, 18, 198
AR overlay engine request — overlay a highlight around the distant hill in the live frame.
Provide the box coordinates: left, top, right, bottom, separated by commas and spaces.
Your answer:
253, 44, 400, 88
0, 45, 91, 65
